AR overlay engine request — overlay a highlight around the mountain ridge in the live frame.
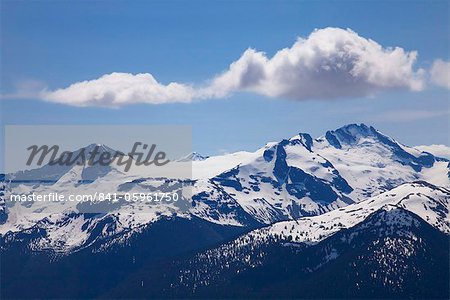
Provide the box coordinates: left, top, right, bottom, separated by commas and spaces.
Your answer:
1, 123, 448, 253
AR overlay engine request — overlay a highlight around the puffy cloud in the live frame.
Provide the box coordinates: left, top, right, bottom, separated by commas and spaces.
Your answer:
41, 73, 197, 107
210, 27, 425, 100
18, 27, 426, 107
430, 59, 450, 89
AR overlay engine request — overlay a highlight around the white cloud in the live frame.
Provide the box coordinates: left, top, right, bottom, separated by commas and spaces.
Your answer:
430, 59, 450, 89
40, 73, 197, 107
210, 28, 425, 101
5, 27, 426, 107
416, 144, 450, 159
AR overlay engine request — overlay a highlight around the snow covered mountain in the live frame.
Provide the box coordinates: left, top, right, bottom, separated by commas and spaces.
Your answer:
1, 123, 449, 299
0, 124, 448, 253
227, 181, 450, 251
190, 123, 448, 225
263, 181, 450, 243
8, 143, 128, 184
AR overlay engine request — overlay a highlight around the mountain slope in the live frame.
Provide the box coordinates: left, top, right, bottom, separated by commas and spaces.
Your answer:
189, 208, 449, 299
130, 182, 449, 298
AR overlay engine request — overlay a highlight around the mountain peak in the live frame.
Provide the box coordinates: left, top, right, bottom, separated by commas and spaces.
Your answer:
323, 123, 411, 150
325, 123, 377, 149
178, 152, 209, 162
289, 133, 314, 151
339, 123, 371, 131
81, 143, 119, 154
323, 123, 435, 172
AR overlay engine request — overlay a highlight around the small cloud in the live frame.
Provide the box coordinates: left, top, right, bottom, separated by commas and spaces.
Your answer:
430, 59, 450, 89
40, 73, 197, 107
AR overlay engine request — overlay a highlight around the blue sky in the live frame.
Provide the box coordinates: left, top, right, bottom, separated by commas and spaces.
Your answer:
1, 0, 449, 155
